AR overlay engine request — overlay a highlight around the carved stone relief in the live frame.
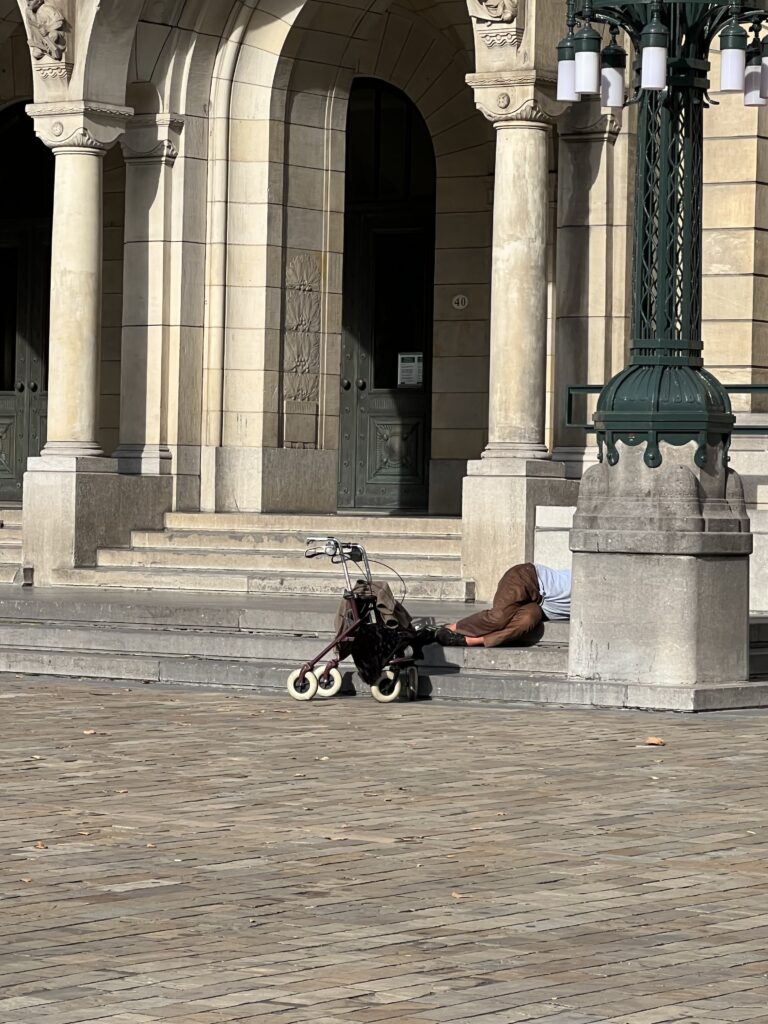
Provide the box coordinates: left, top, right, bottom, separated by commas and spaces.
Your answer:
467, 0, 518, 23
25, 1, 67, 60
467, 0, 523, 51
283, 253, 322, 448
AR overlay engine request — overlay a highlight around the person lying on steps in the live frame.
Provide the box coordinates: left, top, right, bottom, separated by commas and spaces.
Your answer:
435, 563, 571, 648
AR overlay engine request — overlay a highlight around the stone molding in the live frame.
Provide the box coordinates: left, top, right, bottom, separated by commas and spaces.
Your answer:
27, 100, 133, 152
121, 114, 185, 166
558, 111, 622, 143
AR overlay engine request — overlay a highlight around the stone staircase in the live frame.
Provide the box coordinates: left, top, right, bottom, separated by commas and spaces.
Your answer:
1, 585, 768, 709
0, 587, 565, 704
1, 585, 767, 709
0, 508, 22, 584
50, 512, 474, 601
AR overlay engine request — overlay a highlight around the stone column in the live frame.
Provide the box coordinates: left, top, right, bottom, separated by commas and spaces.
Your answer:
40, 130, 111, 457
21, 105, 172, 584
485, 112, 550, 460
460, 89, 578, 601
113, 115, 184, 475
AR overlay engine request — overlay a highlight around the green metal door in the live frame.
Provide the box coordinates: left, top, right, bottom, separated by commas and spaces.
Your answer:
0, 229, 50, 503
338, 78, 436, 511
339, 212, 434, 510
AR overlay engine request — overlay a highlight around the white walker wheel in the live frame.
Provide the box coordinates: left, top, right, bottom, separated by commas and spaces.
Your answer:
316, 666, 343, 699
371, 669, 402, 704
287, 668, 319, 701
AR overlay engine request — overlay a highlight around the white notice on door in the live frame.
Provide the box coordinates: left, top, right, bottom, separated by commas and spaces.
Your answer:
398, 352, 423, 388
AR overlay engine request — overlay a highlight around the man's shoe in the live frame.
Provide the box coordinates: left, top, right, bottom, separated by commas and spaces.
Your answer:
435, 626, 467, 647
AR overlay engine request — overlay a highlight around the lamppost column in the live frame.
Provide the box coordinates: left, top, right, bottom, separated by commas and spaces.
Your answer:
486, 112, 551, 459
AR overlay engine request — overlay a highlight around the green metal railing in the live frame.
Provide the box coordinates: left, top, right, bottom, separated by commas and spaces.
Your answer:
567, 385, 768, 434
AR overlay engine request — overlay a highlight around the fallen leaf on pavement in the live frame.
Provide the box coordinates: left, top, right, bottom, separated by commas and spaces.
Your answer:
33, 841, 47, 850
645, 736, 665, 746
451, 891, 471, 900
82, 729, 97, 736
20, 878, 32, 884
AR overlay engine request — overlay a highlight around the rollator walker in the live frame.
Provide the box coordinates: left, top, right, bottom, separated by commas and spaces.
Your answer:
286, 537, 434, 703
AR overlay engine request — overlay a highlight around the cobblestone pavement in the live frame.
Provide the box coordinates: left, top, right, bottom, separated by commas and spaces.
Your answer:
3, 679, 768, 1024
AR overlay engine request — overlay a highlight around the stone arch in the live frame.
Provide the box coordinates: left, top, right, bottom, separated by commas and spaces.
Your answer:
212, 0, 494, 513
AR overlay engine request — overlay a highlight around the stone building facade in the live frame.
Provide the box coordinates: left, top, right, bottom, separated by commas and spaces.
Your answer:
1, 0, 767, 602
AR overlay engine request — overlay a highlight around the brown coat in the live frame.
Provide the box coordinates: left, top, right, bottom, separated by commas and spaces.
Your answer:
455, 562, 543, 647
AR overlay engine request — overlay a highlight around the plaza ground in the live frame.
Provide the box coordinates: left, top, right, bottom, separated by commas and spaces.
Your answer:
3, 679, 768, 1024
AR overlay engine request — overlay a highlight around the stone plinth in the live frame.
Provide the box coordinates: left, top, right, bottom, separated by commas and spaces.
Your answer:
22, 458, 172, 586
568, 442, 756, 708
462, 457, 578, 601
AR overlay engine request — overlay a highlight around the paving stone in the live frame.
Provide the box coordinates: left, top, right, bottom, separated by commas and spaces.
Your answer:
2, 678, 768, 1023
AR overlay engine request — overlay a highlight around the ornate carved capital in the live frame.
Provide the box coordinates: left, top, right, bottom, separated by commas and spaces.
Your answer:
121, 114, 185, 166
27, 101, 133, 152
466, 77, 556, 126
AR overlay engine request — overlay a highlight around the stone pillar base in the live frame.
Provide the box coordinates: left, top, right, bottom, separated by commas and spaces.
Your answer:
215, 447, 338, 513
22, 457, 173, 586
461, 457, 579, 601
113, 444, 173, 475
566, 442, 755, 708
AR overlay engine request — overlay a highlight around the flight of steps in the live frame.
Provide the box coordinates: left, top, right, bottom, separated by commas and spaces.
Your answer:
51, 512, 474, 601
0, 587, 567, 704
0, 508, 22, 584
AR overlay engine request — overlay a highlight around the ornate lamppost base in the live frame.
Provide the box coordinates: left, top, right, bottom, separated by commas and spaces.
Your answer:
567, 441, 754, 705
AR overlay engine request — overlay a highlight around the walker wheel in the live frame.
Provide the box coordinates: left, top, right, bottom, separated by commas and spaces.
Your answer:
287, 668, 318, 701
404, 666, 419, 701
316, 666, 343, 698
371, 669, 402, 704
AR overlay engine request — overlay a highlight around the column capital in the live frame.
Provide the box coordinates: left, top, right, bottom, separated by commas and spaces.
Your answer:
465, 77, 558, 127
26, 100, 133, 152
120, 113, 185, 166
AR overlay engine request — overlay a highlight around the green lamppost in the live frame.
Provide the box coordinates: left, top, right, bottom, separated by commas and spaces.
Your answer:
556, 0, 762, 469
555, 1, 761, 710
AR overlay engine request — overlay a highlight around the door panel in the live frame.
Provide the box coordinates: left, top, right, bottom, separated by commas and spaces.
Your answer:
339, 215, 433, 510
0, 233, 50, 502
0, 245, 25, 502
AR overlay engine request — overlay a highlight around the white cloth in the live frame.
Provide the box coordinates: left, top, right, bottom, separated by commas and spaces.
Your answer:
534, 564, 571, 620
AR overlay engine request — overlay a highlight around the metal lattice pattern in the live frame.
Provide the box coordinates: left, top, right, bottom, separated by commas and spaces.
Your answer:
632, 83, 703, 359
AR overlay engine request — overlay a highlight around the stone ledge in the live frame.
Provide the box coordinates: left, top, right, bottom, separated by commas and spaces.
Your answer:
570, 528, 753, 555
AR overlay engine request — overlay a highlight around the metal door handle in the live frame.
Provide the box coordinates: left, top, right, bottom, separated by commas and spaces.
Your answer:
29, 381, 38, 393
356, 379, 367, 391
15, 382, 24, 393
342, 379, 352, 391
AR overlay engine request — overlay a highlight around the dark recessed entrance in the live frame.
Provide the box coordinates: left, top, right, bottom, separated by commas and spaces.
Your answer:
0, 102, 52, 503
338, 78, 436, 511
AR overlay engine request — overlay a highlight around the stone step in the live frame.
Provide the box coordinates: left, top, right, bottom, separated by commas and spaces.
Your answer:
0, 564, 19, 583
0, 585, 567, 639
0, 645, 570, 701
0, 508, 22, 527
96, 545, 461, 577
50, 566, 476, 601
130, 528, 462, 557
164, 512, 463, 536
0, 621, 569, 674
0, 538, 22, 555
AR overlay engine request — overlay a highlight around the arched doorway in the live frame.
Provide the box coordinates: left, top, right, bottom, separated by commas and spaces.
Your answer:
338, 78, 436, 511
0, 101, 53, 502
